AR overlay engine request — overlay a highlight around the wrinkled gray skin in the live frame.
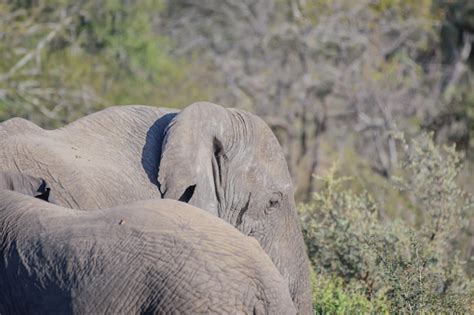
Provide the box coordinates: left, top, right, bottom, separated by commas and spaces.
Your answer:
0, 171, 51, 201
0, 188, 296, 314
0, 102, 311, 313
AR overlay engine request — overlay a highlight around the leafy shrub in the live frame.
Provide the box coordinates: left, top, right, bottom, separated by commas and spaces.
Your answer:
310, 271, 388, 314
300, 133, 473, 313
300, 165, 380, 284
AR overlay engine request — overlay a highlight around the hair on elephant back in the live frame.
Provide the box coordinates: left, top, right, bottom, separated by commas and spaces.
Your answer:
158, 102, 312, 314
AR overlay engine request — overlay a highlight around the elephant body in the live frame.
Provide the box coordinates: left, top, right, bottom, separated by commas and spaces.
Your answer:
0, 106, 173, 209
0, 171, 51, 201
0, 102, 312, 313
0, 190, 296, 314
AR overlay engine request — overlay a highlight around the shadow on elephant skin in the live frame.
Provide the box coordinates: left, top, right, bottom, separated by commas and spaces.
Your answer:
141, 112, 177, 192
0, 242, 72, 313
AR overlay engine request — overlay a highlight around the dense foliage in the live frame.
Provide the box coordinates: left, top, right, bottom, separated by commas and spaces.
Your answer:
300, 134, 473, 313
0, 0, 211, 127
310, 272, 389, 314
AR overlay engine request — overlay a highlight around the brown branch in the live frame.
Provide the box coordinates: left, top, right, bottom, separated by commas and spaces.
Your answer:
0, 13, 72, 82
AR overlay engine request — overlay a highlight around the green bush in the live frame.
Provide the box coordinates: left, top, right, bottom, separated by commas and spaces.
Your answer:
300, 133, 473, 313
311, 271, 388, 314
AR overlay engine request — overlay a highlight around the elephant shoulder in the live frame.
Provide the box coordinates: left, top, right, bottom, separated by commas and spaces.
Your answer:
61, 105, 178, 132
0, 119, 47, 170
0, 117, 43, 136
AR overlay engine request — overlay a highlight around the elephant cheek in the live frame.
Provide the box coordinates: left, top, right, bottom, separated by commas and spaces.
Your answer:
259, 216, 312, 315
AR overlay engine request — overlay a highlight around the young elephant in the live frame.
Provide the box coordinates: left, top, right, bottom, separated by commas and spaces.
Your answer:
0, 189, 296, 314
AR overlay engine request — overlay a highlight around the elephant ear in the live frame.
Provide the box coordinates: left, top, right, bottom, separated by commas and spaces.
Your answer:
158, 102, 232, 216
0, 171, 51, 202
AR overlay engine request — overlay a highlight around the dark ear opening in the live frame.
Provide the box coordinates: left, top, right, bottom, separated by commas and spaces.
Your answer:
212, 138, 227, 206
178, 185, 196, 203
34, 179, 51, 202
35, 188, 50, 202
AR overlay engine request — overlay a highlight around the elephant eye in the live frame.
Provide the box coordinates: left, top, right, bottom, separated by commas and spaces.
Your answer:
266, 192, 282, 214
269, 198, 279, 208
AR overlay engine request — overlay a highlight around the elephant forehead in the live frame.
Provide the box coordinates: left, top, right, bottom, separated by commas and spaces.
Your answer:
253, 130, 288, 172
247, 153, 291, 192
0, 117, 43, 136
243, 171, 290, 198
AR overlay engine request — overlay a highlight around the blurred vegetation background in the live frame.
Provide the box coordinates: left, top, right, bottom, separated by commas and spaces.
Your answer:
1, 0, 473, 312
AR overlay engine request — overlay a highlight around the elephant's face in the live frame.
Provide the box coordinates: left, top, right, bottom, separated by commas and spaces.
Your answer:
158, 102, 312, 314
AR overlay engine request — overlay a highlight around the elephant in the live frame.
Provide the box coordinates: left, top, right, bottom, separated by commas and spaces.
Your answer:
0, 183, 296, 314
0, 102, 312, 313
0, 171, 51, 201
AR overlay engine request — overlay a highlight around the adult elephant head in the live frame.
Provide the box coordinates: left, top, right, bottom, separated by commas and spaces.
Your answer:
158, 102, 312, 314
